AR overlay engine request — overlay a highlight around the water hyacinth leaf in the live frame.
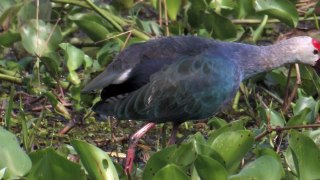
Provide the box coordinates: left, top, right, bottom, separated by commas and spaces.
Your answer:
20, 20, 62, 56
0, 31, 21, 47
171, 142, 197, 167
192, 141, 225, 165
40, 52, 61, 79
152, 164, 189, 180
70, 13, 109, 41
203, 11, 237, 40
286, 108, 311, 126
166, 0, 181, 21
207, 119, 246, 144
71, 140, 119, 180
187, 0, 206, 27
68, 70, 81, 85
209, 0, 235, 10
259, 108, 285, 127
254, 0, 298, 27
142, 145, 177, 179
0, 127, 32, 179
235, 0, 255, 18
229, 155, 283, 180
18, 0, 52, 22
28, 148, 85, 180
60, 43, 85, 71
0, 2, 23, 27
210, 130, 254, 171
288, 130, 320, 180
291, 90, 319, 123
194, 155, 228, 180
252, 15, 268, 43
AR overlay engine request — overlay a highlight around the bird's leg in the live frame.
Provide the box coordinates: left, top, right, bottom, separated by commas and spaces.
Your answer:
125, 122, 156, 175
167, 122, 181, 145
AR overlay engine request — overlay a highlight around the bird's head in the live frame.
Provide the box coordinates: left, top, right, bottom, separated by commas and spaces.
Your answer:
312, 38, 320, 73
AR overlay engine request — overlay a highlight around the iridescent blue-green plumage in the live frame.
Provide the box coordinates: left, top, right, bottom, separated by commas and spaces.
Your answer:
83, 36, 319, 123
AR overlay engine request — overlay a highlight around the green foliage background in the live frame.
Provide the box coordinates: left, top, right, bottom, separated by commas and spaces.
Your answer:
0, 0, 320, 179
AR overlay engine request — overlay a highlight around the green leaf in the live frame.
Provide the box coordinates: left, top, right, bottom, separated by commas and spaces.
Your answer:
70, 13, 109, 41
40, 52, 61, 79
252, 15, 268, 43
194, 155, 228, 180
0, 30, 21, 47
152, 164, 189, 180
207, 117, 228, 129
210, 130, 254, 171
229, 155, 283, 180
143, 145, 177, 179
203, 11, 237, 40
167, 0, 181, 21
291, 90, 319, 123
259, 108, 285, 127
287, 108, 311, 126
254, 0, 299, 27
28, 148, 85, 180
208, 119, 246, 144
187, 0, 206, 27
71, 140, 119, 180
0, 127, 32, 179
59, 43, 85, 71
288, 130, 320, 180
20, 20, 62, 56
235, 0, 255, 18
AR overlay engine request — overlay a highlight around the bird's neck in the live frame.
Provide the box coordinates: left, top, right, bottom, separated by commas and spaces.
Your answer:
236, 42, 302, 80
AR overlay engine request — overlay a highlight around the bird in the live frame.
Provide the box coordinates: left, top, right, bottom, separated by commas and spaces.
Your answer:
82, 36, 320, 174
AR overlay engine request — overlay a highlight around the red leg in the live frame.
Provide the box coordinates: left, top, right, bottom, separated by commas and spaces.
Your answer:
125, 122, 156, 175
167, 122, 181, 145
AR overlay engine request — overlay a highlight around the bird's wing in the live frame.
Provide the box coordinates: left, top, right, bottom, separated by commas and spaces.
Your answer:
82, 36, 213, 92
93, 51, 242, 122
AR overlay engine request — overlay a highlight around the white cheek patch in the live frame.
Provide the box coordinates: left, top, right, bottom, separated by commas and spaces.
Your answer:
113, 69, 132, 84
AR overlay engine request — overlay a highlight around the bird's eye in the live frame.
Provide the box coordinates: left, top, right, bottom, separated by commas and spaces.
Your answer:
313, 49, 319, 55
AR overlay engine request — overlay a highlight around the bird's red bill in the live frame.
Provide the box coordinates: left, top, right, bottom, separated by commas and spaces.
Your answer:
312, 39, 320, 50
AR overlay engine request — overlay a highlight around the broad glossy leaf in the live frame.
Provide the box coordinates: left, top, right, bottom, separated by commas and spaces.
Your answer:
192, 140, 225, 165
208, 119, 246, 144
229, 155, 283, 180
68, 71, 81, 85
207, 117, 227, 129
203, 11, 237, 40
235, 0, 255, 18
210, 130, 254, 171
71, 140, 119, 180
152, 164, 189, 180
288, 130, 320, 180
209, 0, 234, 10
18, 0, 51, 22
70, 13, 109, 41
60, 43, 85, 71
172, 142, 197, 167
194, 155, 228, 180
143, 145, 177, 179
287, 108, 311, 126
259, 108, 285, 127
28, 148, 85, 180
167, 0, 181, 21
0, 31, 20, 47
0, 127, 32, 179
254, 0, 298, 27
20, 20, 62, 56
40, 52, 61, 79
292, 90, 319, 123
187, 0, 206, 27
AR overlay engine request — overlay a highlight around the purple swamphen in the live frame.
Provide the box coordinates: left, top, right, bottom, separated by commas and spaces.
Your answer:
82, 36, 320, 174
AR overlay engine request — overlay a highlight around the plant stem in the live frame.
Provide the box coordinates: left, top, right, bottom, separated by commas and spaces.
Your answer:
232, 16, 320, 24
0, 73, 22, 84
51, 0, 150, 40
